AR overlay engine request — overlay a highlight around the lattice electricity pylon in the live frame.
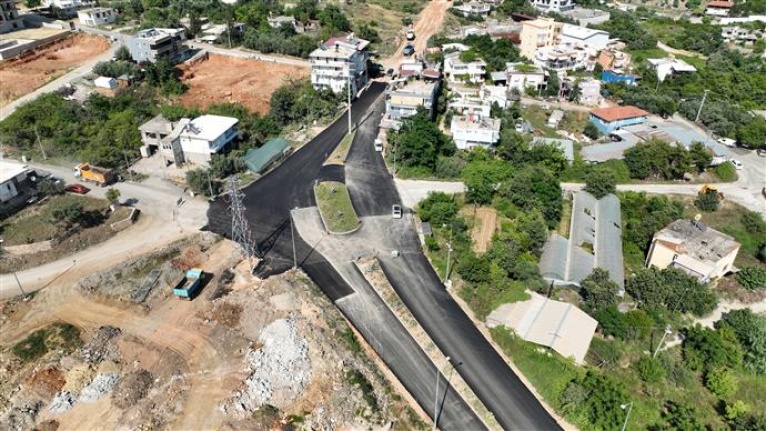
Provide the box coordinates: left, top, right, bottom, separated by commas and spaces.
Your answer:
228, 177, 259, 270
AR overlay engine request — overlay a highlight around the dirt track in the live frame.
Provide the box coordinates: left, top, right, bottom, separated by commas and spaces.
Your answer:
470, 207, 498, 254
0, 33, 110, 108
381, 0, 453, 70
178, 54, 309, 114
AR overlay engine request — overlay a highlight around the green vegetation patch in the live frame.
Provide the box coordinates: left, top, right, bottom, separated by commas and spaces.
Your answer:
314, 181, 360, 233
0, 195, 108, 246
12, 323, 82, 363
326, 131, 356, 165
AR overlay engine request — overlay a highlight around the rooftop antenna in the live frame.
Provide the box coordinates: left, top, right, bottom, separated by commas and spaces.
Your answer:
228, 177, 258, 273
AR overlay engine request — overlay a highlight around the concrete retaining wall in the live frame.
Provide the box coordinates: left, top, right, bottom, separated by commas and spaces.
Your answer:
110, 208, 140, 231
3, 240, 53, 255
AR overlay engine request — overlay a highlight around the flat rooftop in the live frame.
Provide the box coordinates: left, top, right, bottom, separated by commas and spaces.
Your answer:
655, 219, 739, 262
0, 160, 30, 184
182, 115, 238, 142
451, 116, 500, 131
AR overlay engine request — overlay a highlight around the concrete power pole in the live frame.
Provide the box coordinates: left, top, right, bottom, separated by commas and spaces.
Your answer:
694, 89, 710, 123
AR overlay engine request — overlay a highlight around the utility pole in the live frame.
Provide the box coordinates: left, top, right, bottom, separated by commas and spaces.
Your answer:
694, 89, 709, 123
444, 242, 452, 284
207, 169, 214, 197
13, 271, 26, 297
33, 125, 47, 160
347, 70, 353, 133
620, 402, 634, 431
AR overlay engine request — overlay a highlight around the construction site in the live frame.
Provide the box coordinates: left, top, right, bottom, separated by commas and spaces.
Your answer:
0, 32, 110, 108
178, 54, 310, 115
0, 233, 428, 430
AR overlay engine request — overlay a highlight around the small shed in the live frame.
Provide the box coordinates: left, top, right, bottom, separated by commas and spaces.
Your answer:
243, 138, 292, 174
94, 76, 118, 89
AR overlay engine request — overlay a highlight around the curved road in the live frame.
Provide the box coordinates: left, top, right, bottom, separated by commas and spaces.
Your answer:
206, 83, 560, 429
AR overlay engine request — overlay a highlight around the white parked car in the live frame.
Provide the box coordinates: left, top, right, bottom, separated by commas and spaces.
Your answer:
514, 118, 524, 133
374, 139, 383, 152
730, 159, 743, 170
392, 204, 402, 219
717, 138, 737, 148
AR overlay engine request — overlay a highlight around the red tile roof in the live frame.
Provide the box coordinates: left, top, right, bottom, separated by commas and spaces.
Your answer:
707, 1, 734, 7
590, 106, 650, 122
422, 69, 441, 79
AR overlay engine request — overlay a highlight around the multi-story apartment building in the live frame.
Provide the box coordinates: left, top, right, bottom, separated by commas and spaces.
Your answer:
309, 34, 370, 95
519, 18, 562, 60
506, 62, 547, 92
560, 23, 610, 50
451, 115, 501, 149
0, 0, 22, 34
77, 7, 116, 26
127, 28, 188, 63
533, 43, 595, 72
385, 80, 440, 121
531, 0, 575, 13
444, 52, 487, 83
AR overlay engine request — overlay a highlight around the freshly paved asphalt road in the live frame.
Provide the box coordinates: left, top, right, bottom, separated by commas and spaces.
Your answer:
343, 101, 562, 431
206, 83, 484, 429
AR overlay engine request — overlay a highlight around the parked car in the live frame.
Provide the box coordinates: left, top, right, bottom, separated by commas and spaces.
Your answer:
717, 138, 737, 148
730, 159, 744, 170
392, 204, 402, 219
65, 183, 91, 194
757, 149, 766, 157
406, 30, 416, 40
374, 139, 383, 152
403, 44, 415, 56
386, 68, 394, 77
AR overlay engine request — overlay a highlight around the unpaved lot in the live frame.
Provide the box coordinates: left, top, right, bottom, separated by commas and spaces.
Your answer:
381, 0, 452, 70
178, 54, 309, 114
0, 33, 110, 108
470, 207, 498, 254
0, 238, 427, 431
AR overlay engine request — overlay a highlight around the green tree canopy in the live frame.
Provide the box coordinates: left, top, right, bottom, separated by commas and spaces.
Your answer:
580, 268, 620, 314
390, 108, 455, 172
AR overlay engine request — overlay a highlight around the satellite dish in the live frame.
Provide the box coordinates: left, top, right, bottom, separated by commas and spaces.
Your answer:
694, 213, 702, 222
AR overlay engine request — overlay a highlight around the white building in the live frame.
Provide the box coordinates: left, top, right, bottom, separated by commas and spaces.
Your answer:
444, 52, 487, 84
561, 7, 611, 26
534, 43, 595, 72
577, 77, 602, 106
42, 0, 94, 9
138, 114, 239, 165
77, 7, 116, 26
449, 97, 492, 118
385, 80, 440, 121
647, 58, 697, 82
481, 84, 514, 108
705, 1, 734, 16
0, 160, 30, 205
506, 62, 547, 92
309, 34, 370, 95
560, 24, 610, 50
532, 0, 575, 12
453, 2, 492, 17
451, 115, 501, 149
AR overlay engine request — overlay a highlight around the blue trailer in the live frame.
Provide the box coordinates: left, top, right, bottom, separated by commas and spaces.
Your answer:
172, 268, 203, 300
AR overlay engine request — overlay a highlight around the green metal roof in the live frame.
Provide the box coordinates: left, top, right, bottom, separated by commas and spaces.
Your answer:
242, 138, 291, 174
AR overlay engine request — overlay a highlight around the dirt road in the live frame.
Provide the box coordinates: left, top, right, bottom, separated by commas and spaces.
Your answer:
380, 0, 453, 71
471, 207, 498, 254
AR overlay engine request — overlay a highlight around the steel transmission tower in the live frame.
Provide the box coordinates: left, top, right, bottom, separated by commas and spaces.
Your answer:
228, 177, 258, 270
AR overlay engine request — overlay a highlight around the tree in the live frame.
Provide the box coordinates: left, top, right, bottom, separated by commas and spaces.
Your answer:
741, 211, 766, 236
658, 401, 707, 431
391, 109, 454, 172
624, 139, 691, 180
634, 356, 666, 383
185, 168, 215, 196
543, 69, 560, 98
725, 400, 750, 422
560, 371, 629, 431
682, 325, 743, 371
501, 165, 563, 227
695, 189, 720, 212
688, 141, 712, 173
417, 192, 458, 226
105, 188, 121, 203
318, 4, 351, 34
736, 267, 766, 291
705, 367, 738, 398
583, 122, 601, 140
580, 268, 620, 313
584, 164, 617, 199
51, 200, 85, 225
24, 0, 41, 7
716, 309, 766, 375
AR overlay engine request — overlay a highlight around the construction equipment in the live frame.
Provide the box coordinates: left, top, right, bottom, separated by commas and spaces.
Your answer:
73, 162, 114, 186
699, 184, 724, 202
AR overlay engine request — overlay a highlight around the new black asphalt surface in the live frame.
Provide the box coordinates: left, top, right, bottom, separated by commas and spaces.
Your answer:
342, 98, 562, 431
207, 82, 560, 430
206, 83, 483, 429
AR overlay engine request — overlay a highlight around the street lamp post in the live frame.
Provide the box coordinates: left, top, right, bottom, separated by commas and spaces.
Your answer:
433, 356, 451, 431
347, 67, 356, 133
621, 402, 634, 431
653, 325, 673, 358
444, 242, 452, 284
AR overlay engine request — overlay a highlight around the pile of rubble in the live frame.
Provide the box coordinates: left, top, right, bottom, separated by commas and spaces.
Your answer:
231, 317, 312, 413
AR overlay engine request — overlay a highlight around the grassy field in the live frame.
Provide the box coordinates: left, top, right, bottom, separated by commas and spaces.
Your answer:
314, 181, 361, 233
344, 2, 412, 56
523, 105, 559, 138
326, 131, 356, 165
0, 194, 108, 245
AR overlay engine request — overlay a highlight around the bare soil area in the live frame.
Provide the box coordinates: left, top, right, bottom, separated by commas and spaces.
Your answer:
0, 237, 427, 431
470, 207, 498, 254
178, 54, 309, 114
380, 0, 452, 70
0, 33, 110, 108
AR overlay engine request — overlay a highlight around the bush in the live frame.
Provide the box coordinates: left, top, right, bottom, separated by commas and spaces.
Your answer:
584, 122, 601, 140
634, 356, 667, 383
714, 161, 737, 181
736, 267, 766, 290
741, 211, 766, 235
51, 200, 84, 225
417, 192, 458, 226
705, 367, 738, 398
695, 189, 720, 212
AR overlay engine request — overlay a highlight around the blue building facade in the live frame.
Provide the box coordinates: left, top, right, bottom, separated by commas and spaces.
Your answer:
601, 70, 639, 86
589, 106, 649, 135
